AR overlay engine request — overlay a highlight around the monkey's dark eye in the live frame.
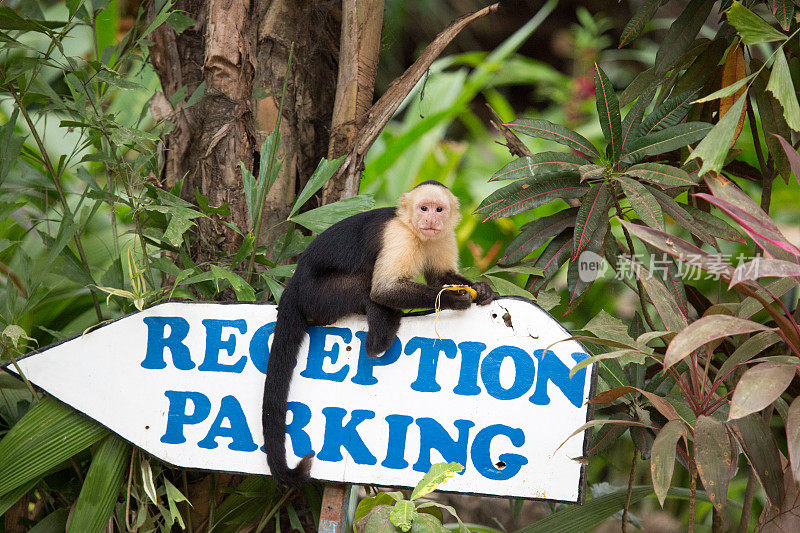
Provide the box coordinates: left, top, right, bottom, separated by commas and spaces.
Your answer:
436, 207, 443, 212
420, 206, 428, 211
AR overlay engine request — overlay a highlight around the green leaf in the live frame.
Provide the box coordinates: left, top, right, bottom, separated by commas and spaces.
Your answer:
167, 11, 196, 34
289, 156, 346, 218
354, 492, 404, 529
0, 108, 23, 187
752, 62, 793, 184
726, 1, 787, 44
693, 74, 756, 103
687, 93, 746, 175
490, 152, 586, 181
241, 162, 257, 224
664, 315, 771, 369
621, 86, 657, 154
766, 49, 800, 132
68, 435, 130, 533
0, 7, 67, 31
730, 362, 796, 419
527, 229, 573, 293
473, 172, 586, 221
628, 261, 688, 332
484, 274, 537, 299
410, 462, 464, 500
390, 501, 417, 532
505, 118, 599, 158
651, 420, 687, 508
737, 412, 785, 506
594, 64, 622, 163
573, 183, 612, 260
138, 1, 174, 42
499, 208, 577, 265
164, 478, 188, 529
617, 176, 665, 231
364, 506, 402, 533
623, 122, 712, 162
29, 509, 70, 533
625, 163, 698, 188
410, 512, 449, 533
209, 265, 256, 301
0, 478, 37, 517
694, 415, 731, 513
567, 214, 609, 304
0, 398, 107, 495
290, 195, 375, 233
186, 81, 205, 108
619, 0, 662, 47
653, 0, 715, 75
682, 205, 744, 243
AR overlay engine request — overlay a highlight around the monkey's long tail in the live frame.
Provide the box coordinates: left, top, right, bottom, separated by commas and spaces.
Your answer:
263, 289, 313, 486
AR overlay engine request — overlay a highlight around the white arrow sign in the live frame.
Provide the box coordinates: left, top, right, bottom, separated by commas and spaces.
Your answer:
4, 297, 594, 502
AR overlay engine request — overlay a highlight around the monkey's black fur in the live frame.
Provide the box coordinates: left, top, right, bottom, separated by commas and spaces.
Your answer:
263, 202, 494, 486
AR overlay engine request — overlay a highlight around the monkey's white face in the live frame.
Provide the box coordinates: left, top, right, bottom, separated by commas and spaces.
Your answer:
409, 186, 454, 240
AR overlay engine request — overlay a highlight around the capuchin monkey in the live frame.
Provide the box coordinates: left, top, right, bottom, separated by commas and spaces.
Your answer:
262, 180, 496, 486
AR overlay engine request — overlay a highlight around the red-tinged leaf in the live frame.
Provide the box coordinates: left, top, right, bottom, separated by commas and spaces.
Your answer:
586, 415, 631, 456
647, 186, 715, 245
736, 413, 784, 507
628, 260, 689, 331
567, 214, 609, 304
730, 258, 800, 288
664, 315, 771, 369
720, 42, 749, 147
752, 64, 793, 184
757, 457, 800, 532
638, 88, 702, 137
788, 397, 800, 482
474, 172, 586, 221
730, 362, 797, 420
499, 208, 577, 265
651, 420, 687, 508
683, 205, 745, 243
625, 163, 699, 189
617, 176, 665, 231
769, 0, 795, 31
556, 419, 655, 452
772, 133, 800, 187
594, 63, 622, 163
694, 415, 731, 514
590, 386, 639, 404
623, 122, 712, 163
573, 183, 612, 260
653, 0, 715, 75
590, 386, 680, 421
620, 68, 656, 108
717, 330, 783, 383
505, 118, 600, 159
621, 86, 657, 154
527, 229, 572, 293
619, 0, 662, 47
490, 152, 586, 181
703, 171, 781, 230
695, 192, 800, 260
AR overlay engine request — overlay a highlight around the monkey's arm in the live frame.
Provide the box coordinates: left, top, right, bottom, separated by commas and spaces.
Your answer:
371, 278, 472, 310
426, 270, 496, 305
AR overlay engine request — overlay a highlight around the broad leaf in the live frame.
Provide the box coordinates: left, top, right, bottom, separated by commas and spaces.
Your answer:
68, 435, 130, 533
623, 122, 712, 162
619, 0, 662, 47
527, 230, 573, 293
688, 93, 746, 175
289, 156, 346, 217
621, 87, 657, 154
653, 0, 715, 75
769, 0, 795, 31
638, 88, 701, 137
730, 362, 796, 419
719, 42, 749, 146
0, 398, 107, 495
625, 163, 698, 188
730, 258, 800, 287
499, 208, 577, 265
573, 183, 612, 259
683, 205, 744, 243
694, 415, 731, 513
628, 260, 688, 331
490, 152, 585, 181
717, 330, 782, 382
505, 118, 600, 158
693, 74, 755, 103
788, 397, 800, 482
567, 216, 609, 305
594, 64, 622, 163
737, 413, 784, 507
752, 60, 794, 184
651, 420, 687, 507
773, 133, 800, 187
290, 195, 375, 233
390, 501, 417, 532
474, 172, 587, 221
363, 505, 402, 533
767, 49, 800, 132
726, 1, 787, 44
664, 315, 771, 369
410, 462, 464, 500
617, 176, 664, 231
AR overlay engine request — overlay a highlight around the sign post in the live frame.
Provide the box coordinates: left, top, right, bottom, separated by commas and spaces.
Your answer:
3, 297, 595, 503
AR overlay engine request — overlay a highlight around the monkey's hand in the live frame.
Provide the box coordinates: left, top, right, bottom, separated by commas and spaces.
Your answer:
439, 290, 472, 310
471, 282, 497, 305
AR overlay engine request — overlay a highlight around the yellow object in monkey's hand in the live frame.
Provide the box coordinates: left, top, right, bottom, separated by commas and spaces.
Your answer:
442, 284, 477, 300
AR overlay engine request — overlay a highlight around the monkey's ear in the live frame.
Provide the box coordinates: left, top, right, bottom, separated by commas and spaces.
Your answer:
399, 192, 411, 212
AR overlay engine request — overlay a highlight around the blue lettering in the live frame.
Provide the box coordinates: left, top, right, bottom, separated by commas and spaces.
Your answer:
197, 395, 258, 451
142, 317, 193, 370
529, 350, 589, 407
161, 390, 211, 444
352, 332, 402, 385
453, 342, 484, 396
405, 337, 457, 392
413, 418, 474, 473
480, 346, 535, 400
198, 319, 247, 373
284, 401, 314, 458
382, 415, 413, 469
300, 327, 351, 382
471, 424, 528, 480
249, 322, 275, 374
317, 408, 376, 464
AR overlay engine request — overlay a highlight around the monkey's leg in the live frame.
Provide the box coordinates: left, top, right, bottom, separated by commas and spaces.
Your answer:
300, 274, 371, 325
364, 301, 402, 357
